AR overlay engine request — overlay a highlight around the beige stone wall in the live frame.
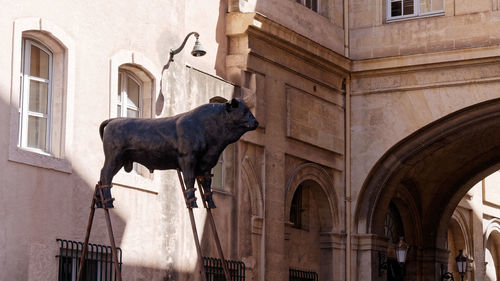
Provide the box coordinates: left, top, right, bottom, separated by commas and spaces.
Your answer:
350, 56, 500, 220
350, 0, 500, 59
229, 0, 346, 56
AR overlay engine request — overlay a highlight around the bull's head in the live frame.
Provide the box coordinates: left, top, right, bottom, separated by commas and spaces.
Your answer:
225, 98, 259, 131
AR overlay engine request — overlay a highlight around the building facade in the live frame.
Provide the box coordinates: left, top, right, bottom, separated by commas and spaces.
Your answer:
1, 0, 500, 281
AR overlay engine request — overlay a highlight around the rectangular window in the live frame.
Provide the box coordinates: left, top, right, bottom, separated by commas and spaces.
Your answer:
20, 39, 53, 153
56, 239, 122, 281
387, 0, 444, 21
296, 0, 319, 12
212, 154, 224, 190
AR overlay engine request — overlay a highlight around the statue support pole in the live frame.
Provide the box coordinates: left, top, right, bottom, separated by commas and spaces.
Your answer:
76, 185, 122, 281
196, 177, 232, 281
176, 170, 208, 281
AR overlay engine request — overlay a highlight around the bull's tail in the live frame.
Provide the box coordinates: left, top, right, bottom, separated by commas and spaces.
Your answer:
99, 119, 114, 140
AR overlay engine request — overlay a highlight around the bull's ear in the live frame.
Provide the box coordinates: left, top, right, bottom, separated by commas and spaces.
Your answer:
231, 98, 239, 108
225, 98, 239, 111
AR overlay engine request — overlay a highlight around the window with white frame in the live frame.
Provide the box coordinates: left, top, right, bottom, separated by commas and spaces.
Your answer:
387, 0, 444, 21
9, 20, 73, 173
117, 70, 142, 118
296, 0, 319, 12
117, 69, 143, 173
19, 39, 53, 153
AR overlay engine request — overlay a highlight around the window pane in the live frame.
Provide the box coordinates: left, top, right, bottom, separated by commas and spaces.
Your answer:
126, 108, 139, 118
29, 44, 50, 79
391, 1, 402, 17
432, 0, 443, 11
312, 0, 318, 11
29, 80, 48, 114
117, 105, 121, 117
27, 115, 47, 150
127, 76, 140, 108
403, 0, 414, 15
420, 0, 431, 13
212, 157, 223, 189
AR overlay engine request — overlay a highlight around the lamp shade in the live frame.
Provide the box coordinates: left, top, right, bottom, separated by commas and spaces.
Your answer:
395, 236, 409, 263
191, 38, 206, 57
455, 250, 467, 275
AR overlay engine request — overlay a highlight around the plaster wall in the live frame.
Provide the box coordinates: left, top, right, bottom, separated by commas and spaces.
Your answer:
0, 1, 230, 281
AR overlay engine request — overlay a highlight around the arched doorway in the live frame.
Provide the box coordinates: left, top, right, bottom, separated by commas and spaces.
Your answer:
355, 98, 500, 280
284, 163, 340, 281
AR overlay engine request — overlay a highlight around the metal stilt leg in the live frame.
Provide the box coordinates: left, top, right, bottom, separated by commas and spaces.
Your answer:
76, 184, 122, 281
197, 177, 232, 281
177, 170, 208, 281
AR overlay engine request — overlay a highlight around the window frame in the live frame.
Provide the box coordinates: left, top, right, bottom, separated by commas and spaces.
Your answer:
19, 38, 54, 155
386, 0, 445, 22
8, 18, 75, 174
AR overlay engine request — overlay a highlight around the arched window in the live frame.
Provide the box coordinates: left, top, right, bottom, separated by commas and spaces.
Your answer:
385, 202, 405, 244
9, 19, 75, 173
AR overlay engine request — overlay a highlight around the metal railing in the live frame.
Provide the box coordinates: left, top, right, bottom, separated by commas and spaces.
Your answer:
289, 268, 318, 281
203, 256, 245, 281
56, 239, 122, 281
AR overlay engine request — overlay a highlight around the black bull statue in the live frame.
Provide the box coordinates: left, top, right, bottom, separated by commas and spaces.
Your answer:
97, 98, 259, 208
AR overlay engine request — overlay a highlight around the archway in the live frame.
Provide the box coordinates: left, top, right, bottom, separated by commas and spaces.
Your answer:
355, 98, 500, 280
484, 220, 500, 281
284, 163, 340, 281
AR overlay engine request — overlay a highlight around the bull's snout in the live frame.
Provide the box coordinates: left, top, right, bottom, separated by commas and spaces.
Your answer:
250, 119, 259, 130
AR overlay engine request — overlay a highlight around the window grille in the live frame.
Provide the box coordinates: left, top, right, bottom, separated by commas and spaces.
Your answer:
56, 239, 122, 281
203, 256, 245, 281
289, 268, 318, 281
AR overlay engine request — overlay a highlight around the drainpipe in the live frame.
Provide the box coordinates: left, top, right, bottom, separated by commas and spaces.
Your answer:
343, 0, 351, 281
344, 0, 350, 57
344, 75, 352, 281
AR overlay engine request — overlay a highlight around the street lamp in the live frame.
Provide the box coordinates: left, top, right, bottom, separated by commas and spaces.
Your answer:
441, 250, 468, 281
157, 32, 206, 115
379, 236, 409, 278
395, 236, 409, 264
455, 250, 467, 281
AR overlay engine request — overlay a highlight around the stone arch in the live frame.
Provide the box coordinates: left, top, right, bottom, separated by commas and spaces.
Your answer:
354, 98, 500, 280
285, 163, 339, 232
484, 220, 500, 281
450, 209, 471, 256
238, 156, 264, 280
241, 156, 264, 221
355, 98, 500, 244
446, 210, 472, 280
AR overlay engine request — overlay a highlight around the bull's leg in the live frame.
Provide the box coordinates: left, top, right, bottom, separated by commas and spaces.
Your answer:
179, 157, 198, 208
98, 154, 124, 208
199, 173, 216, 209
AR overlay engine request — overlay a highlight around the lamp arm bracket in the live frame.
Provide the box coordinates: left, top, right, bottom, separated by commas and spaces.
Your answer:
162, 32, 199, 73
171, 32, 199, 56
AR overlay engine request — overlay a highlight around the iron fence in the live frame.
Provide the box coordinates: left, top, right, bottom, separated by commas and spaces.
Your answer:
203, 256, 245, 281
56, 239, 122, 281
289, 268, 318, 281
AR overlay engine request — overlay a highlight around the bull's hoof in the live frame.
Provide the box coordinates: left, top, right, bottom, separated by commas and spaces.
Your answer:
189, 201, 198, 208
206, 197, 216, 209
